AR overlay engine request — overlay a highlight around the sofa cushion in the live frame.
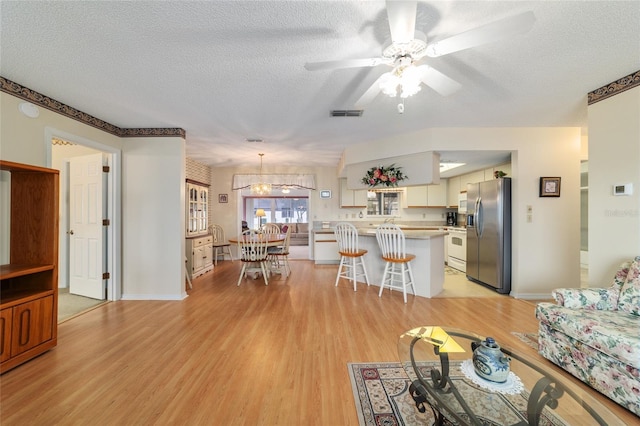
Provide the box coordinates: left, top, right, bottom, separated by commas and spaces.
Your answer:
536, 302, 640, 367
552, 287, 621, 311
552, 259, 635, 311
296, 223, 308, 233
618, 256, 640, 316
612, 260, 633, 289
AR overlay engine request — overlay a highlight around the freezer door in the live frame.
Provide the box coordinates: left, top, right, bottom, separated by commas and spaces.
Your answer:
477, 180, 500, 289
466, 183, 479, 280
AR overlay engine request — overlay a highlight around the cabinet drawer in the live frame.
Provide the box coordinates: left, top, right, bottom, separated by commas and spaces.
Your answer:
191, 235, 213, 247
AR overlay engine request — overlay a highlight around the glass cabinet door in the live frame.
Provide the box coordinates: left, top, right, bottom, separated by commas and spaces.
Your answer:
186, 181, 209, 236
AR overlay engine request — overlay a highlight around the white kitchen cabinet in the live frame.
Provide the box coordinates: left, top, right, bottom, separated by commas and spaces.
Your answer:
427, 181, 448, 207
339, 179, 367, 208
314, 232, 340, 264
405, 185, 428, 207
186, 235, 214, 279
405, 182, 448, 207
447, 176, 460, 208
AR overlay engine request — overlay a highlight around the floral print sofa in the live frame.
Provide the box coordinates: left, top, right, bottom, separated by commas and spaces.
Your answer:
536, 256, 640, 416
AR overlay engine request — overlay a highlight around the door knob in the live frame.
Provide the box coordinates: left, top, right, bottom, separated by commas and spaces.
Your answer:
68, 230, 74, 235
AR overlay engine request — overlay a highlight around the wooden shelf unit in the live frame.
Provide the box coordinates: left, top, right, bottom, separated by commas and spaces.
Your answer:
1, 160, 59, 373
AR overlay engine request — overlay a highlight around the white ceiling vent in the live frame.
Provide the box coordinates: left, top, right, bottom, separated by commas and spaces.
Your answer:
330, 110, 363, 117
245, 138, 264, 143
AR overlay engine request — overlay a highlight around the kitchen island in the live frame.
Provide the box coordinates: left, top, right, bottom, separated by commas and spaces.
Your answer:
356, 228, 448, 298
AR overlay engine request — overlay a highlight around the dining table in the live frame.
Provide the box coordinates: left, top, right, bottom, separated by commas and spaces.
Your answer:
228, 233, 286, 246
228, 233, 287, 279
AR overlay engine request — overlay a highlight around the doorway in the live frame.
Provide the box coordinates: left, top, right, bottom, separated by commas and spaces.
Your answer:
47, 129, 122, 320
239, 188, 311, 260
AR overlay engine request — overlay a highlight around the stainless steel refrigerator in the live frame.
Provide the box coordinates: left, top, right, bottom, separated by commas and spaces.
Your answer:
466, 178, 511, 293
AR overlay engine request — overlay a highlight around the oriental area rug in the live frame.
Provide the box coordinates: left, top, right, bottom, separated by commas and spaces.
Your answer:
511, 332, 539, 351
348, 362, 567, 426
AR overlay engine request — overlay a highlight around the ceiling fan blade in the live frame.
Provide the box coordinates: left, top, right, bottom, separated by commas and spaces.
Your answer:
416, 65, 462, 97
386, 0, 417, 45
354, 74, 385, 108
304, 57, 389, 71
425, 11, 536, 58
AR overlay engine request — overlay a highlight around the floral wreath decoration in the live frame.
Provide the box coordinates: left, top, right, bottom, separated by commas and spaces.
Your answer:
361, 164, 407, 187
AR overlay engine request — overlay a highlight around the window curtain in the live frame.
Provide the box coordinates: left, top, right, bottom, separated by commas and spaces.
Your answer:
232, 174, 316, 190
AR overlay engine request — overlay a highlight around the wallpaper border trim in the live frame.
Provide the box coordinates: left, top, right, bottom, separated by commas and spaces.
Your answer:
0, 76, 185, 138
588, 70, 640, 105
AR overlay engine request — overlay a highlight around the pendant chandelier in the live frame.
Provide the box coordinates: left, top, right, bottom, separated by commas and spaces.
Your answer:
250, 153, 272, 195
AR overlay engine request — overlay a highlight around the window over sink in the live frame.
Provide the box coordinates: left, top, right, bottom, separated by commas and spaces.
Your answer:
367, 190, 401, 216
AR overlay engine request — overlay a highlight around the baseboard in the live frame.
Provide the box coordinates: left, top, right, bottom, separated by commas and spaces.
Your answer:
512, 293, 554, 300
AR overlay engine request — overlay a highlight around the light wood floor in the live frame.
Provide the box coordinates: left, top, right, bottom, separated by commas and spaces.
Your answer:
1, 260, 635, 425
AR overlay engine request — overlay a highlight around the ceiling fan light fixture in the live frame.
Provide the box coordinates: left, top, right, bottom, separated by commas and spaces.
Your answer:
399, 65, 422, 98
379, 63, 422, 99
379, 72, 400, 97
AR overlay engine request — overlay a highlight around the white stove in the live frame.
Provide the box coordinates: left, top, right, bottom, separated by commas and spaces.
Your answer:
447, 227, 467, 272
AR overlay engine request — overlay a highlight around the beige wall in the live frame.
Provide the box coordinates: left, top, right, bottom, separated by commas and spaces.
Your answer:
1, 92, 186, 300
121, 136, 185, 299
588, 86, 640, 284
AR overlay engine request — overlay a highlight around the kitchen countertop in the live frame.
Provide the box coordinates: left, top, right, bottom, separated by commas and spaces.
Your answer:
312, 227, 448, 239
357, 229, 448, 239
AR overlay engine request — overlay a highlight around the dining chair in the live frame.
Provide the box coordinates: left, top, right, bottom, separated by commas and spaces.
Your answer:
334, 222, 370, 291
268, 225, 292, 277
237, 229, 270, 286
375, 224, 416, 303
262, 223, 280, 236
209, 224, 234, 265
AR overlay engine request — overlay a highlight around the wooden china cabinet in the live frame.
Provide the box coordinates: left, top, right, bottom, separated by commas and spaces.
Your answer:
0, 160, 59, 373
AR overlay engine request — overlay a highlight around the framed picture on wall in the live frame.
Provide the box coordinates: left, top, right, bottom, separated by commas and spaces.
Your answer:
539, 177, 561, 197
218, 193, 228, 203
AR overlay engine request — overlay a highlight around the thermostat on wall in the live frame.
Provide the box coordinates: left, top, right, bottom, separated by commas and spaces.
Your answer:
613, 183, 633, 196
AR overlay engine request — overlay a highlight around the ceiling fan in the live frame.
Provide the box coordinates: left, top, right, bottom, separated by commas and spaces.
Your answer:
304, 1, 535, 108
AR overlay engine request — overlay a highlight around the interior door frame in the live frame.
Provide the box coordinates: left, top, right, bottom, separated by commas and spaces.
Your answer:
45, 127, 122, 301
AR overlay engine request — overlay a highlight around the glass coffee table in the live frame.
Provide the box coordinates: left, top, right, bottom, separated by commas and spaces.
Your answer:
397, 327, 624, 425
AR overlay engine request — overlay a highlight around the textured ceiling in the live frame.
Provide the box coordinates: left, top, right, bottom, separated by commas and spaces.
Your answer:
1, 1, 639, 170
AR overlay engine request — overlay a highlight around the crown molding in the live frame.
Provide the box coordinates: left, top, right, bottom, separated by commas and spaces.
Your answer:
588, 70, 640, 105
0, 76, 186, 138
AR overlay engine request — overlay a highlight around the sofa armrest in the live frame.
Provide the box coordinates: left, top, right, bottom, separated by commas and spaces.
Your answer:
552, 287, 620, 311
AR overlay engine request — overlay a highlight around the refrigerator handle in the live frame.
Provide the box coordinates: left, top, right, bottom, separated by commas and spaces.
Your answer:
476, 197, 483, 238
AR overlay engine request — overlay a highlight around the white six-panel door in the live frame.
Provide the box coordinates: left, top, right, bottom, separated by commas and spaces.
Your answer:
69, 153, 106, 300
